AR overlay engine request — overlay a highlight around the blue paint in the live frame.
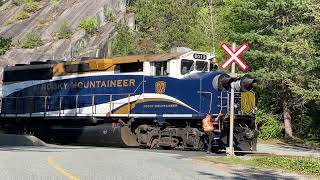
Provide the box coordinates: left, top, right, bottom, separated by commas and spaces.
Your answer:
2, 72, 230, 118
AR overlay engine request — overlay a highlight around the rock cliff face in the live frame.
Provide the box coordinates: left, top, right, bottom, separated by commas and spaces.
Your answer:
0, 0, 131, 76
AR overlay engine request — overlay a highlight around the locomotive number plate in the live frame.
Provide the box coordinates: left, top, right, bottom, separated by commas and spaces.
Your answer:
193, 53, 207, 60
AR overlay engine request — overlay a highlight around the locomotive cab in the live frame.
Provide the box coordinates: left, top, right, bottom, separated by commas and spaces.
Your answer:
143, 51, 213, 78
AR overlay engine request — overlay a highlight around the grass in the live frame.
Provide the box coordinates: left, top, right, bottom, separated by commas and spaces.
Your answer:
23, 0, 42, 13
4, 10, 30, 25
53, 20, 73, 39
304, 140, 320, 148
16, 10, 30, 20
12, 0, 42, 12
38, 16, 54, 27
79, 17, 98, 34
18, 32, 43, 48
199, 155, 320, 177
5, 18, 18, 25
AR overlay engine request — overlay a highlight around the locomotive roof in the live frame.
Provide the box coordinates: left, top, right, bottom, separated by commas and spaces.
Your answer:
75, 52, 185, 65
5, 52, 186, 71
4, 52, 186, 79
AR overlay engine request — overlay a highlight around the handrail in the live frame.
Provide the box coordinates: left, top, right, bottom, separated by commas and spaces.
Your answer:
133, 80, 143, 94
0, 92, 139, 99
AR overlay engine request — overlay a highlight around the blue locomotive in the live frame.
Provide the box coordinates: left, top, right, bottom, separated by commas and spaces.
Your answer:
0, 49, 258, 151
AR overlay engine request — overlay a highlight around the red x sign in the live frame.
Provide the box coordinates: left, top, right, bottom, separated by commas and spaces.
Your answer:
220, 42, 250, 71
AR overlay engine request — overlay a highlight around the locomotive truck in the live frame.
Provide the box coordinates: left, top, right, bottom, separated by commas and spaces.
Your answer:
0, 49, 258, 152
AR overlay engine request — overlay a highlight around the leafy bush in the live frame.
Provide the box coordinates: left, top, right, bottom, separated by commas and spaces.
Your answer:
16, 10, 30, 20
0, 37, 12, 55
79, 17, 98, 34
5, 10, 30, 25
19, 32, 43, 48
104, 8, 116, 23
53, 21, 73, 39
50, 0, 59, 7
12, 0, 42, 12
5, 18, 17, 25
12, 0, 23, 5
256, 110, 282, 140
23, 0, 42, 13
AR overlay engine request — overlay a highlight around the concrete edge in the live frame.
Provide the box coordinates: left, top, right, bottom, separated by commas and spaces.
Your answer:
0, 134, 46, 146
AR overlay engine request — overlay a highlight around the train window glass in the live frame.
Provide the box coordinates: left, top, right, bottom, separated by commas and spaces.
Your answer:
155, 61, 168, 76
195, 61, 208, 71
65, 63, 90, 73
118, 62, 143, 73
181, 59, 194, 75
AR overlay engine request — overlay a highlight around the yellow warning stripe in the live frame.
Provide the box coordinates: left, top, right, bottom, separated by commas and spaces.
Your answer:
48, 156, 79, 180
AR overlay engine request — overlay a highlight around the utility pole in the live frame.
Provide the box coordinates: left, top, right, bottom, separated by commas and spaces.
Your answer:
227, 42, 236, 156
208, 0, 216, 61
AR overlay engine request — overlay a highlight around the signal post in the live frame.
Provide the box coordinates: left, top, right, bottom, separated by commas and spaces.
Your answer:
228, 42, 237, 156
220, 42, 250, 156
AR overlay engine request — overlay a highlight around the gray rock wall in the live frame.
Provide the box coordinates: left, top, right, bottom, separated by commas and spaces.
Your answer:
0, 0, 130, 83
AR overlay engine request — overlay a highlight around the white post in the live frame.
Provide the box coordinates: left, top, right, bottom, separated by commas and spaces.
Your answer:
228, 42, 236, 156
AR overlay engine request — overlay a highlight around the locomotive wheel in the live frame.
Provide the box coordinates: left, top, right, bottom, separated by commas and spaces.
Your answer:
120, 126, 139, 146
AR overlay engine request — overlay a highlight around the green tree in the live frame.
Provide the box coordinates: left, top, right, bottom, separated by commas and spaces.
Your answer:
112, 0, 213, 56
0, 37, 12, 55
111, 0, 319, 141
214, 0, 320, 139
112, 24, 136, 56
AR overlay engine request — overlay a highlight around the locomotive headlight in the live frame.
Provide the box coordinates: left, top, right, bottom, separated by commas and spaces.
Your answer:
212, 74, 233, 91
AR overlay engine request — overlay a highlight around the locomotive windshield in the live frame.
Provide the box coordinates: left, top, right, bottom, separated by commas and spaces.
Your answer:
181, 59, 209, 75
181, 59, 194, 75
195, 61, 208, 71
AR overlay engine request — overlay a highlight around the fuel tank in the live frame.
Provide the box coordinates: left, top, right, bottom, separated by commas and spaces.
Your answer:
47, 124, 139, 147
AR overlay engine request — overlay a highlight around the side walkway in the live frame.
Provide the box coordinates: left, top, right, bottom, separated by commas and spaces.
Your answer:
257, 143, 320, 157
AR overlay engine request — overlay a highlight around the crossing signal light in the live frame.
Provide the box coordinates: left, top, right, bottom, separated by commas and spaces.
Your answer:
234, 75, 256, 92
212, 74, 234, 91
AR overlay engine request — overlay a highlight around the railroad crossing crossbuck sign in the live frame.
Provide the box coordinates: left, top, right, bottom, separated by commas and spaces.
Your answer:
220, 42, 249, 71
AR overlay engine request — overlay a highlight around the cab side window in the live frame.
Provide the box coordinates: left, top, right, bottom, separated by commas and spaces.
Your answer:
155, 61, 168, 76
114, 62, 143, 73
181, 59, 194, 75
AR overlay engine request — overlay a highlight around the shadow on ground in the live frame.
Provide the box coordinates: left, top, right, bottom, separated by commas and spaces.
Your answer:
0, 145, 96, 152
198, 167, 301, 180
